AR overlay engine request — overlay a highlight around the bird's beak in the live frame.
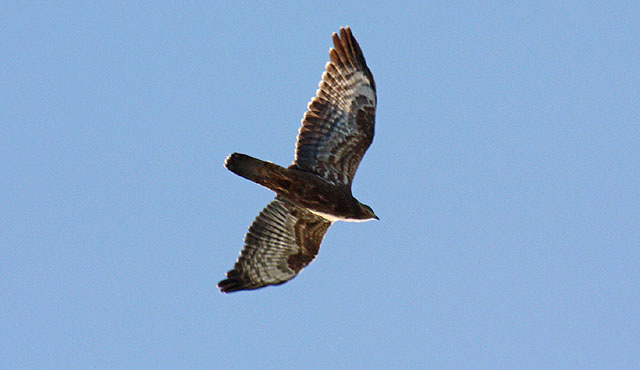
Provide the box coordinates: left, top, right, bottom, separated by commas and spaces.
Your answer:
374, 214, 380, 220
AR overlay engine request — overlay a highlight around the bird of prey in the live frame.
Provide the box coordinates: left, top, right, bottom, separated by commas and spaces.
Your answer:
219, 27, 378, 293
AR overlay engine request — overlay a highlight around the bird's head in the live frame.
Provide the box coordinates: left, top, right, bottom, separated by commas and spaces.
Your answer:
359, 203, 379, 221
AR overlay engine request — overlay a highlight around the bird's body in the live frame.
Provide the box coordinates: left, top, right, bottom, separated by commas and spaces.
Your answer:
225, 153, 372, 222
219, 27, 378, 293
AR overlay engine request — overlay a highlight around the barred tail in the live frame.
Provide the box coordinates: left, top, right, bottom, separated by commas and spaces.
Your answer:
224, 153, 292, 194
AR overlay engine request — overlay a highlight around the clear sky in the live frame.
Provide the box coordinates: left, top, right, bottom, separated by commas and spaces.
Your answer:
2, 2, 639, 369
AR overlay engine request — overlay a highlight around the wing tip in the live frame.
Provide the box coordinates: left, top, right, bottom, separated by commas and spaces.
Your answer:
218, 270, 289, 293
329, 26, 371, 76
217, 270, 254, 293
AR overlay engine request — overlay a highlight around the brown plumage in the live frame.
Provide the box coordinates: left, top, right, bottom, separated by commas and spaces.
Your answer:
219, 27, 378, 293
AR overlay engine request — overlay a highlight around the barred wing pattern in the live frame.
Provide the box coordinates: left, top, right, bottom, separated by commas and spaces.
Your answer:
218, 197, 332, 293
293, 27, 377, 186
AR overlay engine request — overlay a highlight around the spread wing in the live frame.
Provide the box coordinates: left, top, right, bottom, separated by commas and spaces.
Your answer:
292, 26, 376, 186
218, 197, 332, 293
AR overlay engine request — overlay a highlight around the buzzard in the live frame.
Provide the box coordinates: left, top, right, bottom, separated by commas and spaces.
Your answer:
219, 27, 378, 293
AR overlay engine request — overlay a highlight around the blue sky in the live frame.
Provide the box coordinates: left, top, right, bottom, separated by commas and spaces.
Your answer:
2, 2, 639, 369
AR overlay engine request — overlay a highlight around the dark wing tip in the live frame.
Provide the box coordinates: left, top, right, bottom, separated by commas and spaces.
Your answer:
217, 269, 253, 293
340, 26, 349, 40
329, 26, 375, 91
331, 27, 354, 64
218, 269, 288, 294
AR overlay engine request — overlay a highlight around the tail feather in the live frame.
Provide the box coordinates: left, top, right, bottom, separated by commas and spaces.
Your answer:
225, 153, 264, 182
224, 153, 291, 193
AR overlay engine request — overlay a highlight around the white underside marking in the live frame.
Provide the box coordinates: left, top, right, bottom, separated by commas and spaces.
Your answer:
308, 209, 374, 223
354, 77, 376, 103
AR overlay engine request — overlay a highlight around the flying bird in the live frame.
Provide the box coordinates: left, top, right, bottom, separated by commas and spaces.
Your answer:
219, 27, 378, 293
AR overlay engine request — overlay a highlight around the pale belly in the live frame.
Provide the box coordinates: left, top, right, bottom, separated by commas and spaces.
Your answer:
307, 209, 373, 223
